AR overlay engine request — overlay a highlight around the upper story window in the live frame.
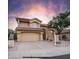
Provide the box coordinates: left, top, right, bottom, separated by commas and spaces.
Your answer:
30, 22, 40, 28
18, 22, 29, 28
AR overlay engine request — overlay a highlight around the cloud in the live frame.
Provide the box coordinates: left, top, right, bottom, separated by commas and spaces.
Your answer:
9, 4, 57, 24
8, 0, 70, 30
9, 0, 66, 17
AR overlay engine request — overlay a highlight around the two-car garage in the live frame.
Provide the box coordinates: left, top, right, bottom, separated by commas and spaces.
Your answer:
17, 33, 40, 42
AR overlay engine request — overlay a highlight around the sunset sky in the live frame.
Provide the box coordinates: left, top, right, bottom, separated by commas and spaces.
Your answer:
8, 0, 70, 30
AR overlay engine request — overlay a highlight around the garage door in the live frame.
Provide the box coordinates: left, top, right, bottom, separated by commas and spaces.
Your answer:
21, 33, 40, 41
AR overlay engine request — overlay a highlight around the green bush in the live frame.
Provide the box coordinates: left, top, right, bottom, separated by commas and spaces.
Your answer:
14, 33, 17, 41
62, 35, 67, 41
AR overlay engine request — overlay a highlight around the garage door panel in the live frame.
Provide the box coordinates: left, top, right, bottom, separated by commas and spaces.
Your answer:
21, 33, 40, 41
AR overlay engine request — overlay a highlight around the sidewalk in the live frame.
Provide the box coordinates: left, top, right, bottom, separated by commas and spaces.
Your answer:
8, 41, 70, 59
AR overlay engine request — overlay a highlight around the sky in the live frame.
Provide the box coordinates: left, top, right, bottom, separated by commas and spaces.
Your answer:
8, 0, 70, 30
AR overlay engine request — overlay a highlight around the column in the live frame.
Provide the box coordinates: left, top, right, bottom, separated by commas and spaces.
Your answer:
17, 31, 21, 42
54, 32, 56, 45
40, 32, 43, 40
56, 35, 60, 42
54, 32, 60, 45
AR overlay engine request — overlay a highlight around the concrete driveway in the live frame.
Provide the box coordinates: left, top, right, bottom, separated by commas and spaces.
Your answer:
8, 41, 70, 59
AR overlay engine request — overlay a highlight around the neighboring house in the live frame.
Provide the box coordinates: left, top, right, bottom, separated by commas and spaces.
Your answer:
16, 17, 69, 42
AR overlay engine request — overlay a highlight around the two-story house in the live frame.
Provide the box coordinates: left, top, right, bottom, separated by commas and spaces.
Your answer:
16, 18, 44, 42
16, 17, 55, 42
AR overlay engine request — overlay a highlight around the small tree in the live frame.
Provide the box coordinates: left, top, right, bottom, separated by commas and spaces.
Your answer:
8, 29, 14, 40
48, 11, 70, 41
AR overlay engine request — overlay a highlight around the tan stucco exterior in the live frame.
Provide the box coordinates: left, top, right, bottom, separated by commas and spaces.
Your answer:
16, 18, 69, 42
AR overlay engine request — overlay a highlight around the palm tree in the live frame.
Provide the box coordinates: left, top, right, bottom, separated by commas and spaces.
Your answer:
48, 11, 70, 43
